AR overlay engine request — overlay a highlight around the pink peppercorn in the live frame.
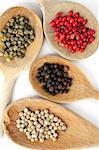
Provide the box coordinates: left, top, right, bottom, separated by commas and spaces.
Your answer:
49, 11, 95, 53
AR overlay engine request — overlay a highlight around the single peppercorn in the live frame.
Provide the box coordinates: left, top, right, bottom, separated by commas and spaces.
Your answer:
36, 63, 73, 95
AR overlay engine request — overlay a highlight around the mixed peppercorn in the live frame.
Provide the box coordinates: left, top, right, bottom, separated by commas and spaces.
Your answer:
50, 10, 95, 53
16, 108, 67, 143
0, 15, 35, 62
36, 63, 72, 95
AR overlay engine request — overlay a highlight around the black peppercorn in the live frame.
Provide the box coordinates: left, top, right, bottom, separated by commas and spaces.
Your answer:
36, 63, 73, 95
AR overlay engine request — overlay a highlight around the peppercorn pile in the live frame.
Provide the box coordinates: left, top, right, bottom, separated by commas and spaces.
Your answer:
50, 11, 95, 53
36, 63, 72, 95
16, 108, 67, 143
0, 15, 35, 62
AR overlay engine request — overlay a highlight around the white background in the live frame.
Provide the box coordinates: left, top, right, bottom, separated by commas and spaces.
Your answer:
0, 0, 99, 149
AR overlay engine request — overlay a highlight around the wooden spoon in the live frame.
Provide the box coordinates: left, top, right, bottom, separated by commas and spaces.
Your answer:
29, 55, 99, 103
38, 0, 99, 60
0, 6, 43, 136
3, 98, 99, 149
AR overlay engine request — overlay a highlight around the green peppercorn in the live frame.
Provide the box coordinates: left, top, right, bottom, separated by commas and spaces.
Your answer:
4, 52, 9, 57
1, 15, 35, 62
30, 35, 35, 40
13, 46, 17, 51
6, 42, 10, 47
6, 57, 11, 62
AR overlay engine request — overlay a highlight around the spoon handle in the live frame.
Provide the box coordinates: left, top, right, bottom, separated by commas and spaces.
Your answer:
0, 73, 16, 137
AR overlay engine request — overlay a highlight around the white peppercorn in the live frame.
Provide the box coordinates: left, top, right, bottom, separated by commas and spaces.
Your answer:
35, 110, 39, 114
52, 138, 57, 142
53, 133, 58, 138
16, 108, 67, 143
61, 125, 67, 131
16, 119, 21, 124
16, 124, 20, 128
44, 109, 49, 114
24, 108, 28, 113
40, 138, 44, 143
19, 128, 24, 132
53, 117, 58, 122
19, 112, 24, 117
31, 139, 34, 142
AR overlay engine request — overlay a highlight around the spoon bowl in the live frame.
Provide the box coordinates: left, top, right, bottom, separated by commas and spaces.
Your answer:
38, 0, 99, 60
0, 6, 43, 67
0, 6, 43, 136
3, 98, 99, 149
29, 55, 99, 103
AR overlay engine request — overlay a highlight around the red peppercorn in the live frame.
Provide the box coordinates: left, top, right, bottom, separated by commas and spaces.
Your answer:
54, 31, 59, 36
77, 40, 83, 45
51, 26, 57, 30
80, 34, 85, 40
88, 29, 95, 35
65, 28, 69, 33
82, 28, 86, 32
83, 38, 86, 42
89, 37, 94, 42
55, 20, 60, 25
80, 48, 85, 52
64, 44, 68, 48
74, 12, 79, 18
69, 45, 73, 50
72, 21, 77, 27
82, 19, 87, 25
56, 12, 63, 17
59, 42, 65, 47
83, 32, 87, 37
70, 49, 76, 53
68, 10, 73, 16
50, 10, 95, 54
69, 31, 73, 35
81, 45, 86, 49
60, 34, 65, 41
91, 30, 95, 34
65, 21, 71, 27
67, 40, 71, 45
66, 34, 70, 39
68, 26, 72, 31
50, 21, 55, 27
67, 16, 72, 21
73, 45, 77, 50
54, 35, 60, 40
72, 27, 77, 33
62, 40, 67, 44
78, 17, 83, 22
70, 18, 74, 23
83, 42, 87, 46
75, 31, 79, 35
62, 16, 67, 22
71, 39, 76, 45
76, 35, 80, 40
76, 47, 80, 51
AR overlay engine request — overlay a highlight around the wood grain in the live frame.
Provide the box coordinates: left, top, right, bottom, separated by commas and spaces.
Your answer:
3, 98, 99, 149
0, 6, 43, 136
29, 55, 99, 103
38, 0, 99, 60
